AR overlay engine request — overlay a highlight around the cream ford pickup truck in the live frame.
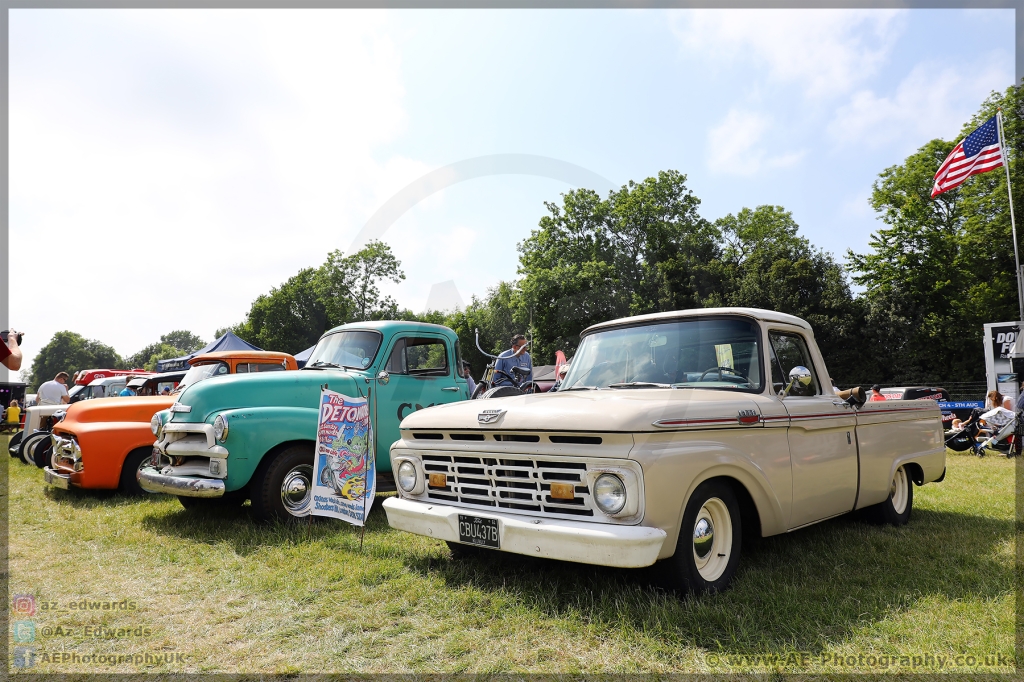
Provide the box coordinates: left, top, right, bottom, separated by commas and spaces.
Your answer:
383, 308, 945, 593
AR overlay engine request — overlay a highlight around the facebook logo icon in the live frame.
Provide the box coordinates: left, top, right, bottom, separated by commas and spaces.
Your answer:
12, 646, 37, 668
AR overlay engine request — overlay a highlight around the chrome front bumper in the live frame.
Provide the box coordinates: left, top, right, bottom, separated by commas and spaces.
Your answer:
136, 466, 225, 498
382, 497, 667, 568
43, 467, 71, 489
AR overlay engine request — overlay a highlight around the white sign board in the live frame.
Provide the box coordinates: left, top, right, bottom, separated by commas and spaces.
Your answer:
311, 389, 376, 525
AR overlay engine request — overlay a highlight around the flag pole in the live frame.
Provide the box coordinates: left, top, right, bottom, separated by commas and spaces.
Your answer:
997, 109, 1024, 323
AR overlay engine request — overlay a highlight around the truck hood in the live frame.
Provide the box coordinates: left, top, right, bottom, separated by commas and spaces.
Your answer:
170, 369, 362, 423
65, 396, 174, 424
399, 388, 763, 433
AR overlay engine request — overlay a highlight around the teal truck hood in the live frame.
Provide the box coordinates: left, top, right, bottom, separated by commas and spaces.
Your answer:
170, 370, 363, 423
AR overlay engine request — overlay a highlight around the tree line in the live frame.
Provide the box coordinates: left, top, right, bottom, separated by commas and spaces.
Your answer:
27, 82, 1021, 391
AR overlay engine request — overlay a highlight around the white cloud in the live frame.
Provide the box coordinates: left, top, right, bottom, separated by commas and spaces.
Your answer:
707, 109, 804, 176
670, 9, 906, 99
827, 55, 1012, 150
9, 9, 414, 370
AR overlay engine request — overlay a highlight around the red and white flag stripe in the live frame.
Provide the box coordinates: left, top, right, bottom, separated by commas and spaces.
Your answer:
931, 142, 1003, 198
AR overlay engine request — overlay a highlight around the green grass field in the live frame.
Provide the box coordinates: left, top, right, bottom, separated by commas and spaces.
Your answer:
5, 437, 1016, 674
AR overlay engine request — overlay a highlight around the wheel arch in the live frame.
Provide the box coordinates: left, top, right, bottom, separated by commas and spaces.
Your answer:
662, 467, 781, 559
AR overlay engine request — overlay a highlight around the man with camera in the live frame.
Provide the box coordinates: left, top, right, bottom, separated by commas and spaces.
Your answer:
0, 329, 23, 371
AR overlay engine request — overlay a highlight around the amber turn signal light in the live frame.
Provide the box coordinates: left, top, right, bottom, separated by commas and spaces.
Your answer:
428, 473, 447, 488
550, 482, 575, 500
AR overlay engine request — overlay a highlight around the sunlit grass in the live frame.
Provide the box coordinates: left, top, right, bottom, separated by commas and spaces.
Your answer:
5, 437, 1015, 674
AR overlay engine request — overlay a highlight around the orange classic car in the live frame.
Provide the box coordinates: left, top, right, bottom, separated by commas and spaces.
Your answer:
44, 350, 297, 495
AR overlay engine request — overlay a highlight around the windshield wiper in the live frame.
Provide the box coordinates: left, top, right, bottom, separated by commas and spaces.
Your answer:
607, 382, 671, 389
305, 360, 341, 369
561, 385, 597, 391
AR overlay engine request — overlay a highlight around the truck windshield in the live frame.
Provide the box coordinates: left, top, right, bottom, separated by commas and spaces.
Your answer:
560, 317, 763, 392
175, 361, 230, 393
304, 331, 383, 370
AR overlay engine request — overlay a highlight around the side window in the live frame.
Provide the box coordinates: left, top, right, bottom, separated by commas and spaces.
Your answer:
386, 337, 449, 376
768, 332, 819, 397
252, 363, 285, 372
236, 364, 249, 373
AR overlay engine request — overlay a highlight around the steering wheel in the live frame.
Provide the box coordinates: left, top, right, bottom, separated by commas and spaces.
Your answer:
699, 366, 750, 384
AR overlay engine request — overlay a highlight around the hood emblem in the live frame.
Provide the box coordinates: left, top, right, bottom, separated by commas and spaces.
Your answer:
477, 409, 506, 424
737, 409, 759, 425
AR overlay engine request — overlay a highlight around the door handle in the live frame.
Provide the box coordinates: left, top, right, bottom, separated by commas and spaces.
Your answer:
442, 387, 460, 392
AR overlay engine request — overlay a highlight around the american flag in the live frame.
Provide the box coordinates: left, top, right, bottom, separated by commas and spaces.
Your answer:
931, 115, 1004, 198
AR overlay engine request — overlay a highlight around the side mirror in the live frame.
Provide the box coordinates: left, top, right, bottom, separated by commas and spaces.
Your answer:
376, 370, 390, 386
789, 366, 813, 386
780, 366, 813, 397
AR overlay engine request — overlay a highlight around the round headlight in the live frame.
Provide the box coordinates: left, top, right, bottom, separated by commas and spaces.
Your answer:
213, 414, 229, 442
150, 413, 162, 437
397, 460, 417, 492
593, 474, 626, 515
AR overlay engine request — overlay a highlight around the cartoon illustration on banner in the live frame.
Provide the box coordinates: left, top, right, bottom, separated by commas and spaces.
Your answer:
311, 389, 375, 525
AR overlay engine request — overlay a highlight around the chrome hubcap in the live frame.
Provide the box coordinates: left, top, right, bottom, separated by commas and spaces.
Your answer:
281, 465, 313, 516
692, 497, 732, 582
693, 518, 714, 559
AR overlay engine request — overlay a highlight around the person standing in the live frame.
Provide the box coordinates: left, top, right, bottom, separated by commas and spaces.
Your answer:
37, 372, 71, 405
868, 384, 886, 402
459, 361, 477, 396
493, 334, 532, 388
119, 377, 138, 397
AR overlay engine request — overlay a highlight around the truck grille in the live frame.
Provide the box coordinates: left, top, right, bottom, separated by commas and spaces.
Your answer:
419, 453, 595, 518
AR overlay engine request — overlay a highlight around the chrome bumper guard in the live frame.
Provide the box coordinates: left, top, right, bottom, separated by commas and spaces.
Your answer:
136, 466, 225, 498
43, 467, 71, 489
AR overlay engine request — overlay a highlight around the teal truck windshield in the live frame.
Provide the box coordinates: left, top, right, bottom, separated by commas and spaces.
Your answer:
305, 331, 383, 370
561, 317, 763, 391
176, 361, 229, 393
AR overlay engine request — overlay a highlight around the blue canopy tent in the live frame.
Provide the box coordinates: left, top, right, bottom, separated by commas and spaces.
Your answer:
294, 344, 316, 369
156, 332, 263, 372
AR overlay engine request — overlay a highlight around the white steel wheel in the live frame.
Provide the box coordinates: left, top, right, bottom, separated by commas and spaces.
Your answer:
692, 497, 733, 582
666, 479, 743, 594
890, 466, 909, 515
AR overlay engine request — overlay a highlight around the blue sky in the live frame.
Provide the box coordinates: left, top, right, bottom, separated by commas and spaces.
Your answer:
9, 8, 1014, 374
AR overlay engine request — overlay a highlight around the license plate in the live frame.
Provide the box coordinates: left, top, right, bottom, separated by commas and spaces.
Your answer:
458, 514, 500, 548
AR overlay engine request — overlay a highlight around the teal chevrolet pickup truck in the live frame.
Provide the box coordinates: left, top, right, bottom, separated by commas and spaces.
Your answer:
138, 321, 471, 520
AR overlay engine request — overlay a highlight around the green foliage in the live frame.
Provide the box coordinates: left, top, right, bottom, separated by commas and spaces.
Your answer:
717, 206, 864, 382
160, 331, 205, 354
848, 81, 1021, 383
143, 344, 186, 371
236, 241, 406, 355
518, 171, 721, 363
27, 331, 123, 390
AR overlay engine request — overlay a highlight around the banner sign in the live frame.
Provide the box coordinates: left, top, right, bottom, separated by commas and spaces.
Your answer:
937, 401, 984, 410
311, 389, 375, 525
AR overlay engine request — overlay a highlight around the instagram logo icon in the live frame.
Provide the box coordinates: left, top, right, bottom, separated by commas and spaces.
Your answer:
11, 594, 36, 616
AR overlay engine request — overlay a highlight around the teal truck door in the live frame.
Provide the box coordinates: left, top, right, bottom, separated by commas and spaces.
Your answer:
375, 334, 465, 464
